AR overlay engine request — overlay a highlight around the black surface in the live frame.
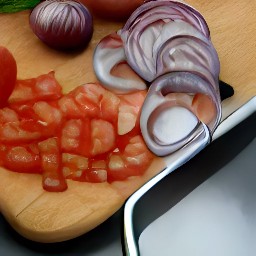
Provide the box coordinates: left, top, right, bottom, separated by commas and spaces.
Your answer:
219, 80, 234, 101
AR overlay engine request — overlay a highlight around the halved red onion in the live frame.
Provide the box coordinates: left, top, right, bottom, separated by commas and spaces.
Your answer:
140, 72, 221, 156
93, 32, 147, 94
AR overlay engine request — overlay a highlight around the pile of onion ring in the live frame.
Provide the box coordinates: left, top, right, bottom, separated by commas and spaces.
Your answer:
93, 0, 221, 156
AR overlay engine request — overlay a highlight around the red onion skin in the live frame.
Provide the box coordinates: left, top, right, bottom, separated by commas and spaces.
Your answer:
120, 1, 217, 83
30, 0, 93, 50
122, 1, 210, 39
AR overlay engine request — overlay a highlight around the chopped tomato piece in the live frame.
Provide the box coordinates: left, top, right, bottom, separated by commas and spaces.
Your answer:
91, 160, 107, 169
108, 135, 153, 181
10, 103, 38, 120
34, 72, 62, 100
58, 96, 82, 118
32, 101, 63, 126
61, 119, 83, 153
70, 83, 104, 118
9, 79, 35, 104
123, 136, 153, 170
62, 153, 88, 180
38, 137, 67, 192
9, 72, 62, 104
61, 119, 92, 156
86, 169, 107, 183
91, 119, 116, 156
0, 121, 42, 144
0, 107, 19, 123
100, 90, 120, 122
118, 105, 138, 135
3, 145, 41, 173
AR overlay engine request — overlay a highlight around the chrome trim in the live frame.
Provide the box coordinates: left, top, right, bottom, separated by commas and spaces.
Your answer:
123, 123, 211, 256
213, 97, 256, 140
123, 96, 256, 256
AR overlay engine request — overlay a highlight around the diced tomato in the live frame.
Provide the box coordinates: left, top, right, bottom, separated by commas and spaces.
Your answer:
62, 153, 89, 170
32, 101, 63, 126
107, 135, 153, 181
62, 153, 88, 180
0, 46, 17, 108
86, 169, 107, 183
61, 119, 83, 153
58, 95, 82, 118
38, 137, 67, 192
90, 119, 116, 156
117, 105, 138, 135
0, 107, 19, 123
9, 72, 62, 104
10, 103, 39, 120
0, 65, 154, 192
8, 102, 61, 138
34, 71, 62, 100
0, 121, 42, 144
91, 159, 107, 169
70, 83, 104, 118
61, 119, 92, 157
123, 136, 153, 171
3, 145, 41, 173
9, 78, 36, 104
100, 90, 120, 123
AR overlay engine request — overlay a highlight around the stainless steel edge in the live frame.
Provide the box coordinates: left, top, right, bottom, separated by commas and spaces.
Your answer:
123, 96, 256, 256
123, 123, 211, 256
212, 96, 256, 141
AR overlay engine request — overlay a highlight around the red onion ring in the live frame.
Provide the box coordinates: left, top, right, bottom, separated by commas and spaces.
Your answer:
140, 72, 221, 156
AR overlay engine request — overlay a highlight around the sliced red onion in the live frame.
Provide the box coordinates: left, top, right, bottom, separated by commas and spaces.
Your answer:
124, 19, 219, 84
120, 1, 218, 84
93, 0, 222, 157
140, 72, 221, 156
93, 32, 147, 94
155, 21, 220, 89
122, 1, 210, 39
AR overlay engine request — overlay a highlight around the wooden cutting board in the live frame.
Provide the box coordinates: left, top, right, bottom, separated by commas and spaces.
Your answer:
0, 0, 256, 243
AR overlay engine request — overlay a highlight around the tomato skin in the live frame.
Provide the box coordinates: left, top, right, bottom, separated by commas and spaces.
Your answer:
0, 47, 17, 108
79, 0, 144, 20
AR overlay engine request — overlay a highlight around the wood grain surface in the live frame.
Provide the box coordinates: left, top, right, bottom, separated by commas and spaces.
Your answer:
0, 0, 255, 243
